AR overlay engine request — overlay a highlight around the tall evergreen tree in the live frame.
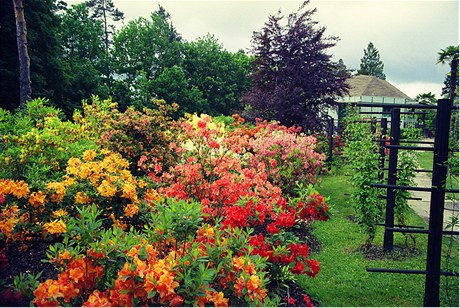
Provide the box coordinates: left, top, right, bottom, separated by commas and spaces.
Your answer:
242, 0, 350, 131
85, 0, 124, 54
358, 42, 386, 80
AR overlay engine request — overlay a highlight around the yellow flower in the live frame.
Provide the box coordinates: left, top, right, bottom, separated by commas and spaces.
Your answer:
121, 183, 137, 200
66, 157, 82, 175
75, 191, 91, 204
124, 203, 139, 218
47, 182, 66, 203
43, 220, 67, 234
28, 191, 46, 207
97, 180, 117, 197
52, 209, 68, 217
82, 149, 97, 162
145, 188, 161, 203
109, 213, 127, 230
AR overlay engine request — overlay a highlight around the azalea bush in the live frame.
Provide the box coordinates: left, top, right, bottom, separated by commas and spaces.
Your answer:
246, 119, 325, 195
1, 102, 331, 307
0, 149, 160, 242
0, 99, 96, 186
76, 96, 179, 175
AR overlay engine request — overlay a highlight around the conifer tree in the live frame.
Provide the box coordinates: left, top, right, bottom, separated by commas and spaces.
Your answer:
358, 42, 386, 80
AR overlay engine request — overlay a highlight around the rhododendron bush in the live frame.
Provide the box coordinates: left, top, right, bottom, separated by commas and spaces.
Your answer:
0, 98, 329, 307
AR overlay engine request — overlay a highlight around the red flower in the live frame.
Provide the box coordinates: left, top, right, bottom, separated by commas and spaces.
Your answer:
290, 260, 305, 274
305, 259, 320, 277
303, 294, 314, 307
284, 297, 296, 306
266, 222, 279, 234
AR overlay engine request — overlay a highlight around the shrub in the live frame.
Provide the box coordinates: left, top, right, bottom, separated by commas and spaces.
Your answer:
0, 99, 97, 186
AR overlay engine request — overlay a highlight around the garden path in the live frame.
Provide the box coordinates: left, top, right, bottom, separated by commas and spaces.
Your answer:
408, 138, 458, 231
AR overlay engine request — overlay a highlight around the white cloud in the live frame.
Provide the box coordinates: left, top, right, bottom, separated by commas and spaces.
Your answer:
389, 80, 445, 99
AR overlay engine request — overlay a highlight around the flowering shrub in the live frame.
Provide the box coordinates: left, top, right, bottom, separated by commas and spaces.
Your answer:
0, 149, 161, 241
246, 119, 325, 195
1, 106, 332, 307
76, 96, 179, 175
32, 207, 273, 307
0, 99, 96, 186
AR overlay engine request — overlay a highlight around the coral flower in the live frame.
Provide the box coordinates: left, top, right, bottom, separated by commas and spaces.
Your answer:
83, 290, 111, 307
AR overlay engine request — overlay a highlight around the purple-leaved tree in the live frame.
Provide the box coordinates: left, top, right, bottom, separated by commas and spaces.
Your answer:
242, 0, 350, 132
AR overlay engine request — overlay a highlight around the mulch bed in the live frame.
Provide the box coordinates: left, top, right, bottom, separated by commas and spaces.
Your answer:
358, 244, 421, 261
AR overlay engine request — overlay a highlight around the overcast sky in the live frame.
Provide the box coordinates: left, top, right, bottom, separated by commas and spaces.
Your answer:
69, 0, 459, 99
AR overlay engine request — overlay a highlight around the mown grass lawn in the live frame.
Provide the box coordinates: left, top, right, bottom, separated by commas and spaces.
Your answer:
298, 167, 459, 307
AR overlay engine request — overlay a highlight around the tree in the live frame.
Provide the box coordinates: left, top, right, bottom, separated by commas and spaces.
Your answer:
242, 0, 350, 131
358, 42, 386, 80
182, 35, 252, 115
111, 5, 182, 107
415, 92, 437, 132
57, 3, 108, 114
437, 45, 459, 100
12, 0, 32, 108
85, 0, 124, 54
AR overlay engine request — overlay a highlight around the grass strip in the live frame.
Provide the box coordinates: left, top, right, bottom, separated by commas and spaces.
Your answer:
298, 168, 459, 307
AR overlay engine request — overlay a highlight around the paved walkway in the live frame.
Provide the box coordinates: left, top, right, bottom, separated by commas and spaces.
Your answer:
408, 139, 458, 232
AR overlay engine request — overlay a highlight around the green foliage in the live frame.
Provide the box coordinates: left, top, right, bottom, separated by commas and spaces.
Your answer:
343, 110, 383, 244
0, 98, 97, 186
145, 198, 202, 247
182, 35, 252, 115
395, 151, 418, 226
13, 271, 42, 300
56, 3, 109, 115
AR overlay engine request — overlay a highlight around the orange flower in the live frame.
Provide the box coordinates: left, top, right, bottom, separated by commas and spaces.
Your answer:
52, 209, 68, 217
33, 279, 61, 306
75, 191, 90, 204
169, 295, 184, 306
145, 188, 161, 204
232, 256, 245, 272
124, 203, 139, 218
121, 183, 137, 200
28, 191, 46, 207
208, 291, 229, 307
43, 220, 67, 234
68, 267, 84, 283
156, 273, 179, 299
247, 275, 261, 292
83, 290, 111, 307
97, 180, 117, 197
82, 149, 97, 162
9, 180, 30, 199
47, 182, 66, 203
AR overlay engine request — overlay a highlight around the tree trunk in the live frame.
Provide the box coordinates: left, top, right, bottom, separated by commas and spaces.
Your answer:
13, 0, 32, 108
449, 57, 458, 101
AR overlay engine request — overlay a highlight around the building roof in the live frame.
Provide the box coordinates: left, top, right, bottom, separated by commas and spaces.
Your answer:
346, 74, 412, 100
